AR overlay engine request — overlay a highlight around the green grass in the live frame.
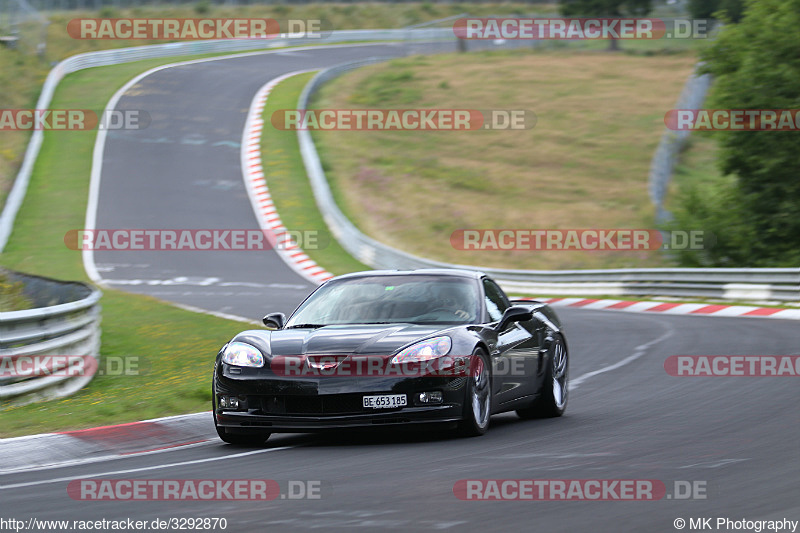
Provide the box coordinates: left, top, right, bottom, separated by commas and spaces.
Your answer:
0, 2, 559, 209
311, 49, 700, 271
0, 270, 32, 311
0, 52, 271, 437
259, 72, 371, 275
664, 131, 724, 214
0, 292, 247, 437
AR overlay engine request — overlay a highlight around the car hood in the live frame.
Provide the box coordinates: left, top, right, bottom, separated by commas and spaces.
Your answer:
233, 324, 450, 357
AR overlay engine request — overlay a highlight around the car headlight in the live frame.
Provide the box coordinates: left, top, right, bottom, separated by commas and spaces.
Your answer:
391, 336, 452, 364
221, 342, 264, 368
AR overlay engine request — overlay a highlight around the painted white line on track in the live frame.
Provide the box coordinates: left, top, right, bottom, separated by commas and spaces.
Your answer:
0, 440, 215, 476
0, 446, 297, 490
83, 42, 394, 287
570, 324, 676, 389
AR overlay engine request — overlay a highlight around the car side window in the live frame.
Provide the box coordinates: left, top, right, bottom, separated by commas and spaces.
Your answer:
483, 279, 510, 322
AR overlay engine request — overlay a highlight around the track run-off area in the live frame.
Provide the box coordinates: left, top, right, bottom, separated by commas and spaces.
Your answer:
2, 43, 799, 533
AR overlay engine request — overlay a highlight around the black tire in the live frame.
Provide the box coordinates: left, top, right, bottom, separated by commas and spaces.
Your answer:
517, 334, 568, 419
212, 389, 271, 445
214, 422, 271, 446
457, 348, 492, 437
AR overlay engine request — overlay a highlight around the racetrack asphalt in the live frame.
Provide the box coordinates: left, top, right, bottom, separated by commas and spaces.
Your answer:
3, 42, 798, 533
91, 42, 447, 320
2, 309, 799, 532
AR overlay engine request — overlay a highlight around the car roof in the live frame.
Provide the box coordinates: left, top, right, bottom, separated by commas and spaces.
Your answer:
330, 268, 486, 281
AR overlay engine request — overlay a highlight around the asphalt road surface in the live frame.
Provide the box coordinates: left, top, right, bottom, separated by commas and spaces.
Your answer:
2, 310, 799, 532
91, 42, 450, 319
4, 43, 797, 533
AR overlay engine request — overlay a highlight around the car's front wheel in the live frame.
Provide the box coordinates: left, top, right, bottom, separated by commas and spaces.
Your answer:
458, 347, 492, 437
212, 389, 271, 445
517, 334, 568, 419
214, 422, 271, 446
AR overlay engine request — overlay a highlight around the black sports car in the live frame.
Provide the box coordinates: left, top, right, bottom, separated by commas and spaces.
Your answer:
213, 269, 568, 444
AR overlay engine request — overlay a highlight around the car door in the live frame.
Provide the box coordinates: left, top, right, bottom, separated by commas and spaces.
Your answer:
481, 278, 540, 405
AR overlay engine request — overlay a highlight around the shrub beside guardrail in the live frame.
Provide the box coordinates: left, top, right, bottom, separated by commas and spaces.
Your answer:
649, 63, 713, 223
1, 27, 796, 306
0, 29, 454, 254
297, 59, 800, 303
0, 270, 101, 403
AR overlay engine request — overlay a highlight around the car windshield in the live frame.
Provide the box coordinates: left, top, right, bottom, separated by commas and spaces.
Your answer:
285, 275, 480, 327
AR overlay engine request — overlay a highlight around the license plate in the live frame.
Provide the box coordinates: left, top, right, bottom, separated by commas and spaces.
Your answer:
363, 394, 407, 409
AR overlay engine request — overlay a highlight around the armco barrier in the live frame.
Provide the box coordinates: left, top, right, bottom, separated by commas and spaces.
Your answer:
2, 27, 796, 303
649, 63, 712, 223
0, 270, 101, 403
0, 28, 454, 254
296, 60, 800, 302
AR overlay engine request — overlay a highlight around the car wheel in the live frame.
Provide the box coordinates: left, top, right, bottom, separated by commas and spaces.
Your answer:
214, 423, 271, 446
458, 347, 492, 437
517, 334, 568, 419
212, 391, 271, 445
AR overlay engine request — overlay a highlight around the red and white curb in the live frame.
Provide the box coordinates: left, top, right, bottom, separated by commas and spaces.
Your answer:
0, 412, 213, 474
519, 297, 800, 320
240, 71, 334, 286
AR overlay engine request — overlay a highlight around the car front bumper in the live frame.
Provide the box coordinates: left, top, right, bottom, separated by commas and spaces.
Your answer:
213, 365, 468, 432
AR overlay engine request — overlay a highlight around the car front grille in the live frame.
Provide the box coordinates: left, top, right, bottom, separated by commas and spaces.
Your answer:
258, 394, 378, 415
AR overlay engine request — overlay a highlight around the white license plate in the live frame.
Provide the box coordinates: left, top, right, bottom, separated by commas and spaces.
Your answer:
363, 394, 407, 409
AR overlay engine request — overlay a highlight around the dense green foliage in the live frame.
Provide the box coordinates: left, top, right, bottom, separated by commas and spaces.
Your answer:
559, 0, 652, 16
670, 0, 800, 266
689, 0, 745, 22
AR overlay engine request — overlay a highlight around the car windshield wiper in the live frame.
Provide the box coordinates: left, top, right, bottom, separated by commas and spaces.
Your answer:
286, 323, 327, 329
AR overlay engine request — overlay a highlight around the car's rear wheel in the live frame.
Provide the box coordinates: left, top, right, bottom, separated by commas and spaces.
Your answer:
517, 334, 568, 419
458, 348, 492, 437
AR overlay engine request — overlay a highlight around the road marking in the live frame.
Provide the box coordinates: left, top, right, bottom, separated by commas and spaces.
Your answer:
679, 458, 749, 469
83, 42, 397, 286
0, 440, 215, 476
0, 446, 297, 490
239, 71, 335, 285
570, 324, 676, 389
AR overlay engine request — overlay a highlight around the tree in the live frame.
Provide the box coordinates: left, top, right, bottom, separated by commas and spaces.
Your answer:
689, 0, 745, 22
559, 0, 653, 50
677, 0, 800, 266
689, 0, 720, 19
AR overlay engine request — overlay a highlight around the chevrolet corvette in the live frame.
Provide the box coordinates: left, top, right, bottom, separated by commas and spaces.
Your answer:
213, 269, 568, 444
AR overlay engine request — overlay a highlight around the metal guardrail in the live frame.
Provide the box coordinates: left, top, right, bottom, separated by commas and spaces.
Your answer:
0, 270, 102, 403
297, 59, 800, 303
0, 29, 434, 254
1, 26, 797, 303
649, 63, 713, 223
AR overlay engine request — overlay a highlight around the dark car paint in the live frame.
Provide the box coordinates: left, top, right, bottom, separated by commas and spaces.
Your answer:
213, 269, 566, 433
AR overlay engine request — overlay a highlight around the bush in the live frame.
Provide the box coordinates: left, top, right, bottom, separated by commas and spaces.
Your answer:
194, 0, 211, 15
0, 272, 32, 312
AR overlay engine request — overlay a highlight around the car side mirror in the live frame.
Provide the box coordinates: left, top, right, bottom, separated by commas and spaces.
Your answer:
263, 312, 286, 330
496, 306, 533, 332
